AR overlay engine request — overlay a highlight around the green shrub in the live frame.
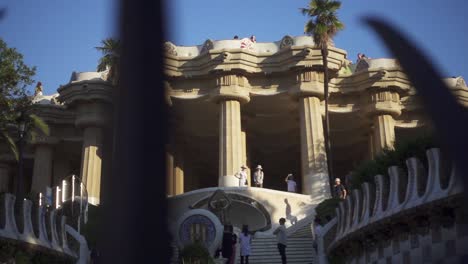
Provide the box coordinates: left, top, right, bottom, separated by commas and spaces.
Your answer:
179, 242, 215, 264
315, 198, 342, 225
349, 135, 436, 190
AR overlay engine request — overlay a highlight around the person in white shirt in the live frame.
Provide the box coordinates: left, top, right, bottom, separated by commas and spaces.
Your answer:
235, 165, 248, 187
238, 225, 252, 264
273, 218, 287, 264
285, 174, 297, 193
253, 165, 264, 188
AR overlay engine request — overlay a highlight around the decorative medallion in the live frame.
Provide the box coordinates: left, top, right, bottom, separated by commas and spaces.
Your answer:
164, 41, 178, 56
279, 35, 294, 49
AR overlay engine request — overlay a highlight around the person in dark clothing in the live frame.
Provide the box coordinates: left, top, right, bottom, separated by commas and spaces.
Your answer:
222, 225, 233, 260
333, 178, 347, 199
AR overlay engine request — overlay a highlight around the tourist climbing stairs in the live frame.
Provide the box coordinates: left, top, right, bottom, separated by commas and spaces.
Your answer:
235, 236, 316, 264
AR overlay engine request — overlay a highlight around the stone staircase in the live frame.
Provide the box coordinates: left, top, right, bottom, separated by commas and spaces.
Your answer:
236, 236, 316, 264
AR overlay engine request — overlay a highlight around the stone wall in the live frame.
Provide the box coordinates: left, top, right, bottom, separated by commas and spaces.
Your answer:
317, 148, 468, 263
0, 193, 89, 264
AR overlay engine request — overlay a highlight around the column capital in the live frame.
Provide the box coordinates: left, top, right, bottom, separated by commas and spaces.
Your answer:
75, 102, 112, 128
31, 136, 60, 146
289, 70, 325, 100
365, 90, 402, 117
210, 74, 250, 104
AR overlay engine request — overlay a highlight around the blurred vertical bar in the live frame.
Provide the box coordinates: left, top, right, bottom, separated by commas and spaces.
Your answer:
99, 0, 168, 263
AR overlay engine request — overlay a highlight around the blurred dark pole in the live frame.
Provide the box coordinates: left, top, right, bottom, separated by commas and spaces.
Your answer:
364, 17, 468, 196
99, 0, 169, 263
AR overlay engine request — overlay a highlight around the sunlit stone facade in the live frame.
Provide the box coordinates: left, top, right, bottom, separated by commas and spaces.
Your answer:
0, 35, 467, 209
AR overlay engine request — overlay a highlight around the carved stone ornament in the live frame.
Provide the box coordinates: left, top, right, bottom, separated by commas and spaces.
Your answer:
164, 41, 178, 56
354, 59, 370, 72
279, 35, 294, 49
200, 39, 214, 54
456, 77, 467, 88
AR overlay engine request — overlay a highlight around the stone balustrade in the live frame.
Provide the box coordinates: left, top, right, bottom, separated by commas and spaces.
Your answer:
316, 148, 466, 263
0, 193, 89, 264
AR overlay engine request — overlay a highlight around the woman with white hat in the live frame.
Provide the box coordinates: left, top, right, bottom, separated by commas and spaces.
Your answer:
234, 165, 248, 187
253, 165, 264, 188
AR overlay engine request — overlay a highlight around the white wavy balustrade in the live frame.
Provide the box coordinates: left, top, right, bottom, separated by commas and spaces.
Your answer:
321, 148, 464, 255
0, 193, 89, 264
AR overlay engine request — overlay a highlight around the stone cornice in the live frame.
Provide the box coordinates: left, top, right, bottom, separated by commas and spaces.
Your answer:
57, 80, 113, 106
29, 104, 75, 125
164, 43, 347, 77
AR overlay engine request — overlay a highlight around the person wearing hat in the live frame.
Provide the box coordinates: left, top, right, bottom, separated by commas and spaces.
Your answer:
253, 165, 264, 188
285, 173, 297, 193
333, 178, 347, 199
235, 165, 248, 187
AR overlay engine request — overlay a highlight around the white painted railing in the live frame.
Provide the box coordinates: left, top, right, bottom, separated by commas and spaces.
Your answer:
320, 148, 463, 255
0, 193, 89, 264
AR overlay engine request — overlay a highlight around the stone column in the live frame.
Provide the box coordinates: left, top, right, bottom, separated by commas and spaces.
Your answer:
31, 143, 54, 194
0, 163, 10, 193
241, 129, 251, 186
218, 100, 243, 186
373, 115, 395, 154
166, 150, 174, 196
367, 129, 375, 160
174, 153, 184, 195
212, 74, 250, 187
299, 96, 330, 197
80, 127, 103, 205
368, 90, 401, 155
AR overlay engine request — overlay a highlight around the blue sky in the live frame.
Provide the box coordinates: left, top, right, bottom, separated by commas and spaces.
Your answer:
2, 0, 467, 95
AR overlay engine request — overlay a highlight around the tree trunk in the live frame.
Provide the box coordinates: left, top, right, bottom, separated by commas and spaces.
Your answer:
321, 46, 334, 193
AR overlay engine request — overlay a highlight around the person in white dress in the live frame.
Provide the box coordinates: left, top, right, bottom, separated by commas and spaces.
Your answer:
238, 225, 252, 264
253, 165, 264, 188
285, 173, 297, 192
235, 165, 248, 187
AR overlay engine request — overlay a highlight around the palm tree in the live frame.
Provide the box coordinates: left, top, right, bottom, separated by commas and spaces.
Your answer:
95, 38, 120, 85
300, 0, 344, 190
1, 112, 50, 161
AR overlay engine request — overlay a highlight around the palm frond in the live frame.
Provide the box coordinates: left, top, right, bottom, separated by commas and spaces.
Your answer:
28, 114, 50, 136
2, 131, 18, 160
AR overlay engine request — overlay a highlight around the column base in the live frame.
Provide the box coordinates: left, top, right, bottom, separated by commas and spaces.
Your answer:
302, 172, 331, 202
88, 196, 100, 206
218, 175, 240, 187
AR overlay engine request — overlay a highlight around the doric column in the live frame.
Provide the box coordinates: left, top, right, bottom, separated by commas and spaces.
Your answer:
80, 127, 103, 205
174, 152, 184, 195
367, 90, 401, 155
31, 139, 56, 194
211, 74, 250, 187
166, 149, 174, 196
367, 129, 376, 160
299, 96, 330, 197
219, 100, 243, 186
373, 115, 395, 154
241, 129, 250, 186
0, 163, 10, 193
291, 70, 331, 199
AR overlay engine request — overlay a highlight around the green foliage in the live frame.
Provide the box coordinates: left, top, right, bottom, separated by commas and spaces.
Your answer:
349, 135, 436, 190
0, 239, 74, 263
95, 38, 120, 84
0, 38, 50, 160
300, 0, 344, 48
179, 242, 215, 264
315, 197, 341, 225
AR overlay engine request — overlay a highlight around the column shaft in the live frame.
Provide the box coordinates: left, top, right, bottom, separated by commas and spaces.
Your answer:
299, 96, 331, 198
0, 163, 10, 193
373, 114, 395, 154
219, 100, 243, 186
174, 155, 184, 195
80, 127, 103, 205
31, 145, 53, 194
241, 130, 250, 186
166, 151, 174, 196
